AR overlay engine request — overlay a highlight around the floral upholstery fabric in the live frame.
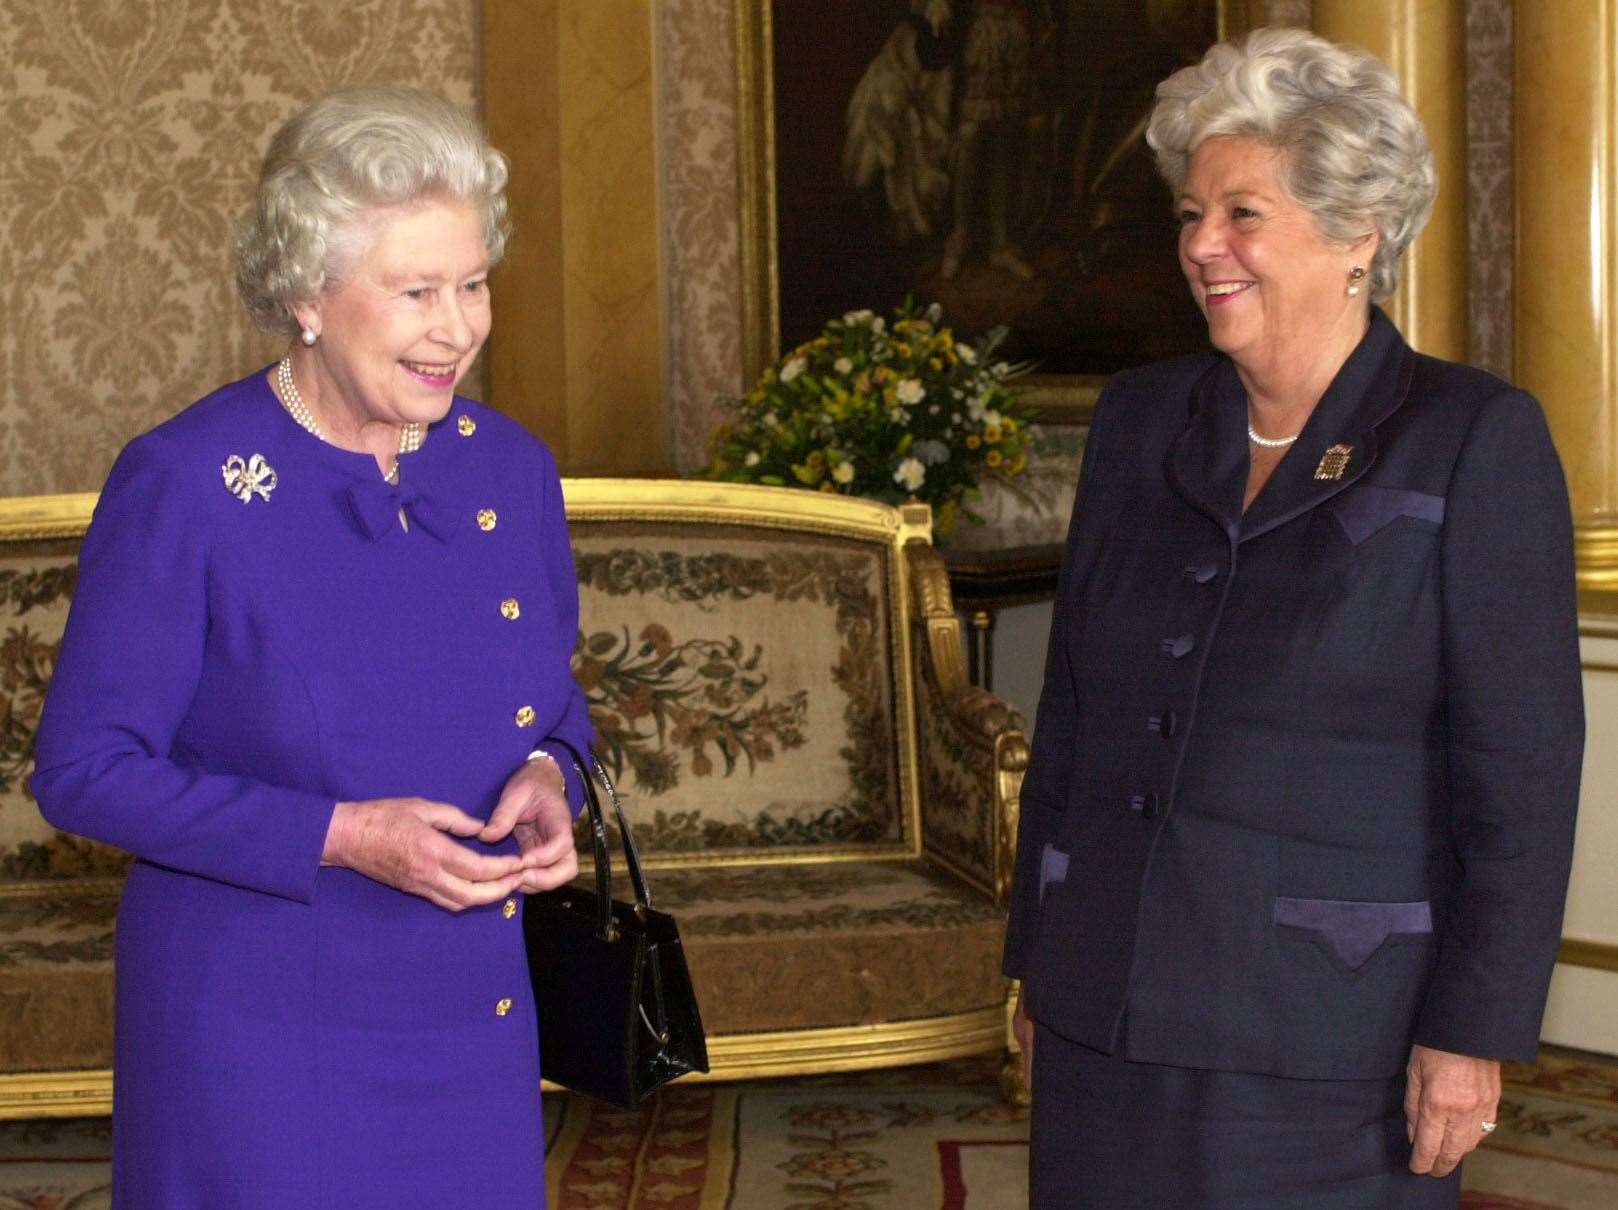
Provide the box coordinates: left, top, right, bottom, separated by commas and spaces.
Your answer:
911, 635, 1012, 893
0, 889, 116, 1073
579, 859, 1002, 1034
0, 542, 130, 887
570, 522, 906, 856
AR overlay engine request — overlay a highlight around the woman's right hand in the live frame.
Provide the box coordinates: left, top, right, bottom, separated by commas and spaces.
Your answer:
322, 798, 528, 912
1012, 984, 1034, 1093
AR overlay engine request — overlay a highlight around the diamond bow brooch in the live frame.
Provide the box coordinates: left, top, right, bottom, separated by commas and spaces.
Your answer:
222, 453, 278, 504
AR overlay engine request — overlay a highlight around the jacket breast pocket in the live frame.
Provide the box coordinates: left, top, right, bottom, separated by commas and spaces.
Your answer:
1323, 485, 1445, 547
1274, 896, 1433, 975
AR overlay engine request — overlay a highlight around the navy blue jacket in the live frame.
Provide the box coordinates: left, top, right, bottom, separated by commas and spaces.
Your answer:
1003, 311, 1584, 1079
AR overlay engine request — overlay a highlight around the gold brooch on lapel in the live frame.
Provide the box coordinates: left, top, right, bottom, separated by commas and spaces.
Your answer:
222, 453, 278, 503
1314, 444, 1352, 481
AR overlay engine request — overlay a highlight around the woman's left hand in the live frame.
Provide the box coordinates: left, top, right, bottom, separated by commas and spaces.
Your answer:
481, 755, 579, 893
1404, 1043, 1502, 1177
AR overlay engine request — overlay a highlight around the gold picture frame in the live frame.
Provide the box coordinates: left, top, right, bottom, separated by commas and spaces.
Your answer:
736, 0, 1260, 425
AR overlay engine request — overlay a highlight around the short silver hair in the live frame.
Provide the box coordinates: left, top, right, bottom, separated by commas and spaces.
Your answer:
235, 86, 510, 337
1146, 28, 1435, 302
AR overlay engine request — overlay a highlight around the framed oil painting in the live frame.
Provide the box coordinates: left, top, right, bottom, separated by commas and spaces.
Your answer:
738, 0, 1259, 422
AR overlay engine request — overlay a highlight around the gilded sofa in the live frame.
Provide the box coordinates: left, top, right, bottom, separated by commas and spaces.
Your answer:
0, 480, 1027, 1117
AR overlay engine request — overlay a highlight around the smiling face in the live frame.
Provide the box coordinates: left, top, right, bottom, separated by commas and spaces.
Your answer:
293, 198, 491, 437
1176, 135, 1374, 377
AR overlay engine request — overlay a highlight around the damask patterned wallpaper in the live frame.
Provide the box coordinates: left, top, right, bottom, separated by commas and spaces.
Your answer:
0, 0, 478, 495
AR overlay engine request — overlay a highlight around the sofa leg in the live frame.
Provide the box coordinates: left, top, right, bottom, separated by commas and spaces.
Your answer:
999, 1047, 1030, 1106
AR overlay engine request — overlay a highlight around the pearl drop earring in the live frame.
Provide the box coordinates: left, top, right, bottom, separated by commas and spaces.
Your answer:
300, 327, 317, 346
1347, 266, 1367, 297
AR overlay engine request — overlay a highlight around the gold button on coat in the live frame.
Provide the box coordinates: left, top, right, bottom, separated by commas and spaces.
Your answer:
515, 705, 536, 727
500, 597, 520, 620
495, 997, 512, 1017
477, 508, 497, 531
457, 415, 477, 436
502, 898, 517, 920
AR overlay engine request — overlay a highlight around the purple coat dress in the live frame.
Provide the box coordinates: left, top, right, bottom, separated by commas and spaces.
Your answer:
33, 370, 594, 1208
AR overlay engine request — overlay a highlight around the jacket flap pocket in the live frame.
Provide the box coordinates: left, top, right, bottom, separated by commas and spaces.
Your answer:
1274, 896, 1432, 969
1040, 843, 1070, 904
1325, 485, 1445, 545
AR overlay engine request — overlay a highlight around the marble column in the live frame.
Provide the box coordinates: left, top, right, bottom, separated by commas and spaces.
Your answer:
1312, 0, 1470, 362
1514, 2, 1618, 590
482, 1, 668, 475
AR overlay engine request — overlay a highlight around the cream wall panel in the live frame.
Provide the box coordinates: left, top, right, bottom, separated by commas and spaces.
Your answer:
1542, 966, 1618, 1057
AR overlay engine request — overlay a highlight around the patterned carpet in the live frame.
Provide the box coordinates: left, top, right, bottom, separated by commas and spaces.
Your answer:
2, 1050, 1614, 1207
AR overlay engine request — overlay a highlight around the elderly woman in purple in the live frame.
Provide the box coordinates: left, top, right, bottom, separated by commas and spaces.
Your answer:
33, 87, 592, 1207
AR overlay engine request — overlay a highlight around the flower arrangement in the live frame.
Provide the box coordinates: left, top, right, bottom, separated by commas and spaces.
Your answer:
702, 300, 1033, 533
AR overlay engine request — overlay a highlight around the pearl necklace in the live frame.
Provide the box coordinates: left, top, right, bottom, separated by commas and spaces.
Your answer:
276, 357, 423, 482
1247, 423, 1300, 449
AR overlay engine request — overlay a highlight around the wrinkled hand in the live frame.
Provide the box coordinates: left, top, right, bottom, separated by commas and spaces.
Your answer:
480, 755, 579, 894
1012, 984, 1035, 1093
1405, 1044, 1502, 1177
323, 797, 528, 912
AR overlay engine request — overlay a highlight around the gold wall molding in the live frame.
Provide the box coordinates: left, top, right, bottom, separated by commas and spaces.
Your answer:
483, 2, 668, 475
1515, 2, 1618, 590
1312, 0, 1469, 361
1559, 937, 1618, 975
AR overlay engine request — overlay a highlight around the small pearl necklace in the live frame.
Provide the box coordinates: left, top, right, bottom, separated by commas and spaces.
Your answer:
1247, 424, 1300, 449
276, 357, 423, 482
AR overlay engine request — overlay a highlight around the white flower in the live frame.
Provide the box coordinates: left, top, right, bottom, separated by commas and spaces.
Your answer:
928, 404, 940, 414
957, 344, 978, 365
992, 361, 1010, 378
924, 302, 943, 323
744, 451, 760, 467
871, 316, 886, 333
967, 393, 988, 421
834, 356, 853, 374
983, 409, 1003, 428
896, 378, 925, 405
887, 408, 910, 426
780, 357, 807, 383
893, 457, 926, 492
914, 439, 950, 466
832, 461, 855, 484
764, 412, 781, 427
842, 309, 875, 326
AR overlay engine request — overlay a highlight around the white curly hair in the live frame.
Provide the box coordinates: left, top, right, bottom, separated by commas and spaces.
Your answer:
235, 87, 510, 337
1146, 28, 1435, 302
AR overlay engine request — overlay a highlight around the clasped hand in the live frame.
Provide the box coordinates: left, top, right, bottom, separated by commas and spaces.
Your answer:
322, 757, 579, 911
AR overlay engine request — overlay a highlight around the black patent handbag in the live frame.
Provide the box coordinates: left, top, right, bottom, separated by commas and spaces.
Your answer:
521, 739, 709, 1109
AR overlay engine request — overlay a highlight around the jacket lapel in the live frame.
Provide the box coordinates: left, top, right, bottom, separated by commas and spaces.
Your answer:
1165, 308, 1416, 546
1239, 309, 1412, 544
1164, 358, 1248, 540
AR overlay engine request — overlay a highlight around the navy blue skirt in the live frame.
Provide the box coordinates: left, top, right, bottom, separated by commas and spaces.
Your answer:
1030, 1025, 1463, 1209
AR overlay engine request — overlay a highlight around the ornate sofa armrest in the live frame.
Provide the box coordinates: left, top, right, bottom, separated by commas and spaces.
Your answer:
905, 541, 1030, 907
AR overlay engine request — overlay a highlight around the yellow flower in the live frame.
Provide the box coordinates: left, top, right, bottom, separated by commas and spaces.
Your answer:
819, 480, 837, 492
965, 435, 982, 450
1010, 454, 1028, 474
806, 450, 826, 470
896, 342, 912, 359
986, 450, 1004, 468
938, 330, 954, 351
984, 425, 1003, 444
928, 358, 942, 371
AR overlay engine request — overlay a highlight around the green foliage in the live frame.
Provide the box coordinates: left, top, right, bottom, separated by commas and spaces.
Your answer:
701, 299, 1033, 532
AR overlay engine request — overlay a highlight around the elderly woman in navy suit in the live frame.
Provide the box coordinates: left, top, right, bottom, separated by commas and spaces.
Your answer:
1003, 28, 1583, 1208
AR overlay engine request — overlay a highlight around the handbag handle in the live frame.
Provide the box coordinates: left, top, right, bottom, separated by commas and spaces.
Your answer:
545, 738, 653, 942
